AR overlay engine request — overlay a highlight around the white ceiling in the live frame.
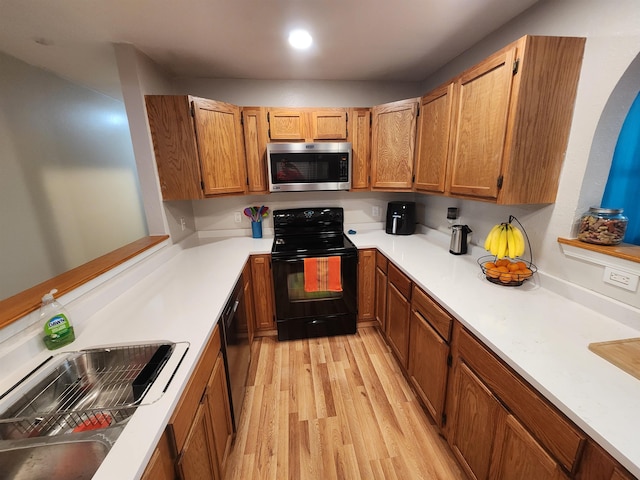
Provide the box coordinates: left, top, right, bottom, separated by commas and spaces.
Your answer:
0, 0, 538, 99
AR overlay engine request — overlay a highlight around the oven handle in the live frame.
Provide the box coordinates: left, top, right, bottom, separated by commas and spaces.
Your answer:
272, 251, 358, 263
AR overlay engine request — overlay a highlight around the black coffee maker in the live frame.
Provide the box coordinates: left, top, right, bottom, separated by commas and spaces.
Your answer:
385, 201, 416, 235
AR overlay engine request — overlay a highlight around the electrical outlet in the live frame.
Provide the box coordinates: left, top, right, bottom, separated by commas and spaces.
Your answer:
372, 206, 380, 217
234, 212, 242, 223
603, 266, 639, 292
179, 217, 186, 231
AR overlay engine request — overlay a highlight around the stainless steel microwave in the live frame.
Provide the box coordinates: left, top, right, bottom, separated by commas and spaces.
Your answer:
267, 142, 352, 192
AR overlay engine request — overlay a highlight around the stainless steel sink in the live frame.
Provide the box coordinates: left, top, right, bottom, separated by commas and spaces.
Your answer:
0, 422, 125, 480
0, 342, 177, 479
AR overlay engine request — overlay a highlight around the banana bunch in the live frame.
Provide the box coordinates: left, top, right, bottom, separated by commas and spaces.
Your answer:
484, 223, 525, 259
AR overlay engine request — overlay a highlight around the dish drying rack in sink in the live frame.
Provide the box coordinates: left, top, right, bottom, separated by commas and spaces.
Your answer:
0, 342, 175, 439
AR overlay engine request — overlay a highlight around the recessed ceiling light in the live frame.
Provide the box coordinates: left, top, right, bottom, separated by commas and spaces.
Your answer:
288, 29, 312, 50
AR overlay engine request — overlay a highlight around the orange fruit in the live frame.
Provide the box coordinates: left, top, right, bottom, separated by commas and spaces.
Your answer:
520, 268, 533, 279
507, 262, 520, 272
486, 268, 501, 279
496, 266, 509, 273
499, 272, 513, 283
495, 259, 510, 267
484, 261, 497, 270
515, 261, 527, 270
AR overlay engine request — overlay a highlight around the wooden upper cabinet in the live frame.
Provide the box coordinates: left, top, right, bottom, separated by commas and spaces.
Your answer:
447, 35, 585, 204
267, 108, 306, 140
145, 95, 247, 200
448, 45, 516, 200
371, 98, 419, 190
193, 98, 247, 196
241, 107, 269, 194
414, 83, 455, 194
266, 108, 348, 142
311, 109, 348, 140
349, 108, 371, 190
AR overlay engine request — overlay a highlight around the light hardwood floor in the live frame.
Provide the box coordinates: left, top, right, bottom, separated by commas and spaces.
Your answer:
224, 327, 465, 480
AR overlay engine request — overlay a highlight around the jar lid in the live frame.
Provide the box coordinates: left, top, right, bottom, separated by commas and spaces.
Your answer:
588, 207, 624, 214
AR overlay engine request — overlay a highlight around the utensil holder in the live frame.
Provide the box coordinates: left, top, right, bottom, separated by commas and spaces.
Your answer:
251, 221, 262, 239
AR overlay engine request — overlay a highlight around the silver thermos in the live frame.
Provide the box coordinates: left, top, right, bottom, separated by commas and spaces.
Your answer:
449, 225, 472, 255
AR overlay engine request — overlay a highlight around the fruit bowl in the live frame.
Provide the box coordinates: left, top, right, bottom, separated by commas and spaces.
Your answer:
477, 256, 537, 287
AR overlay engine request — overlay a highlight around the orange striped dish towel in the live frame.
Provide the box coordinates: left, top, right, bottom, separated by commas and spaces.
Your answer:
303, 257, 342, 292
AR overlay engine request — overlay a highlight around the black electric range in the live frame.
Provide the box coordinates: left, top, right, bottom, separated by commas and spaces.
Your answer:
270, 207, 358, 341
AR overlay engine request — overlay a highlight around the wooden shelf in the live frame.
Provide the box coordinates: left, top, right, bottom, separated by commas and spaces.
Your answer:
0, 235, 169, 329
557, 237, 640, 264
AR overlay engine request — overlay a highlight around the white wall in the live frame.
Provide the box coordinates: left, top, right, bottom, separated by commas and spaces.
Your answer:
0, 51, 147, 299
417, 0, 640, 308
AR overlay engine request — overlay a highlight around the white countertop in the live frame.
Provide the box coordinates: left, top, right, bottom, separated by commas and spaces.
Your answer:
2, 229, 639, 478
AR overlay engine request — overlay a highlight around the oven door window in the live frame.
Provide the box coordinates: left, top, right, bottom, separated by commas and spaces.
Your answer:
272, 253, 357, 321
287, 271, 342, 302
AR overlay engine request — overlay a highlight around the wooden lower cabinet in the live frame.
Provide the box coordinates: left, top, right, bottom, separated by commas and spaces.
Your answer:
374, 252, 388, 330
446, 323, 585, 479
177, 403, 218, 479
408, 305, 450, 426
141, 431, 175, 480
166, 325, 233, 480
385, 263, 411, 368
251, 254, 276, 333
358, 249, 376, 322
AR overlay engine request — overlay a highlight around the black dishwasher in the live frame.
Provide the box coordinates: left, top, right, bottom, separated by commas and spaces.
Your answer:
220, 275, 251, 431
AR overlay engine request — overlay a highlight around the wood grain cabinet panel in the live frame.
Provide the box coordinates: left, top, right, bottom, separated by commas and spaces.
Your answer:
176, 403, 219, 480
358, 249, 376, 322
267, 108, 348, 141
241, 107, 269, 194
414, 83, 455, 194
490, 414, 569, 480
448, 361, 503, 480
251, 254, 276, 333
145, 95, 247, 200
349, 108, 371, 190
207, 352, 233, 474
408, 297, 450, 428
371, 98, 419, 190
374, 252, 388, 331
311, 109, 348, 140
141, 430, 175, 480
446, 35, 585, 204
385, 264, 411, 369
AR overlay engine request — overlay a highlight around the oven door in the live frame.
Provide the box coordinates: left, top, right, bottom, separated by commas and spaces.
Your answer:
271, 250, 358, 341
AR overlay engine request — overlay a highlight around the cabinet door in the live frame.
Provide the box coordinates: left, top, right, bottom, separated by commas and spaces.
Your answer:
447, 47, 516, 200
176, 403, 219, 480
385, 282, 410, 369
349, 108, 371, 190
414, 83, 455, 194
251, 254, 276, 331
192, 98, 247, 196
371, 98, 419, 190
448, 361, 503, 480
241, 260, 256, 344
358, 249, 376, 322
408, 309, 450, 426
267, 109, 306, 140
145, 95, 203, 201
206, 352, 233, 474
374, 265, 387, 331
490, 414, 569, 480
311, 109, 348, 140
241, 107, 269, 194
141, 430, 175, 480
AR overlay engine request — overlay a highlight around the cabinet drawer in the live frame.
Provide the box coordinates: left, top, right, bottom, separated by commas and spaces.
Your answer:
388, 262, 411, 299
457, 325, 585, 473
376, 251, 388, 273
412, 286, 452, 342
169, 325, 221, 452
